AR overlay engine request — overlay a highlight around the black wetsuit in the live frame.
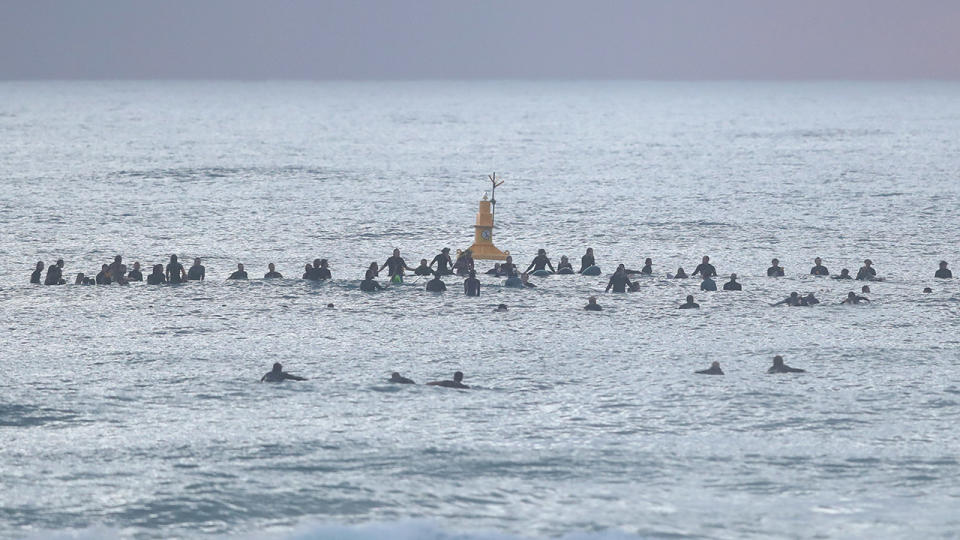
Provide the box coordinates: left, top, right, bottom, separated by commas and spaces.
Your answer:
316, 267, 331, 280
499, 263, 518, 277
30, 269, 42, 284
696, 366, 723, 375
261, 371, 306, 382
384, 256, 408, 278
557, 261, 574, 273
414, 265, 433, 276
360, 278, 382, 292
723, 281, 741, 291
692, 263, 717, 278
390, 374, 415, 384
187, 265, 205, 281
579, 254, 595, 273
265, 271, 283, 279
426, 278, 446, 292
856, 266, 876, 280
526, 255, 555, 273
641, 264, 653, 275
810, 265, 829, 276
464, 277, 480, 296
428, 380, 470, 389
935, 268, 952, 278
767, 266, 785, 277
228, 270, 248, 280
166, 262, 185, 284
768, 364, 805, 374
95, 271, 111, 285
673, 270, 688, 279
147, 272, 165, 285
430, 253, 454, 275
833, 273, 852, 280
679, 302, 700, 309
43, 266, 63, 285
605, 273, 632, 293
584, 303, 602, 311
127, 269, 143, 281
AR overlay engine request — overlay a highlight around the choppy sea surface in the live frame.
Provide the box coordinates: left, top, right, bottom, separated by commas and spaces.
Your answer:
1, 81, 959, 539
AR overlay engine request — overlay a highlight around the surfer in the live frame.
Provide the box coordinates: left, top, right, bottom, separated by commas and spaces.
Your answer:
723, 273, 742, 291
605, 264, 634, 293
557, 256, 574, 274
861, 285, 870, 294
95, 264, 112, 285
767, 355, 805, 374
499, 256, 518, 277
380, 248, 413, 282
360, 270, 383, 292
579, 248, 596, 273
302, 264, 314, 280
389, 372, 415, 384
228, 263, 248, 280
856, 259, 877, 281
679, 295, 700, 309
772, 292, 802, 306
261, 362, 307, 382
453, 249, 475, 276
30, 261, 43, 284
767, 258, 784, 277
692, 256, 717, 278
494, 303, 508, 312
520, 272, 536, 288
426, 371, 469, 389
486, 263, 502, 276
44, 260, 65, 285
935, 261, 952, 279
810, 257, 829, 276
841, 291, 869, 305
414, 259, 434, 276
801, 293, 820, 305
147, 264, 166, 284
165, 255, 186, 284
584, 296, 602, 311
464, 270, 481, 296
264, 263, 283, 279
187, 257, 205, 281
696, 362, 723, 375
525, 249, 555, 274
833, 268, 853, 280
425, 272, 447, 292
127, 262, 143, 282
430, 247, 455, 275
672, 267, 688, 279
315, 259, 331, 280
640, 258, 653, 275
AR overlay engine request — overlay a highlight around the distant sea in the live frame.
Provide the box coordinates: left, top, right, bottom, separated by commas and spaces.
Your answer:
2, 81, 959, 539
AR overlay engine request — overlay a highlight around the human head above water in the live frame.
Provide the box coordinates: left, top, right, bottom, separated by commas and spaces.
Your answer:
453, 371, 464, 382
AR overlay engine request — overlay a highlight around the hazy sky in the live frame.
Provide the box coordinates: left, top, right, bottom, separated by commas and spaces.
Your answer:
2, 0, 958, 79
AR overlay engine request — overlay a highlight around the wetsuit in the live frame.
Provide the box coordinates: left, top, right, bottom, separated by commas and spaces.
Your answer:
147, 272, 166, 285
414, 265, 433, 276
723, 280, 741, 291
679, 302, 700, 309
427, 380, 470, 389
228, 270, 248, 280
44, 266, 63, 285
696, 365, 723, 375
384, 256, 408, 280
557, 261, 574, 273
30, 269, 42, 284
673, 270, 688, 279
261, 371, 306, 382
768, 364, 805, 374
317, 267, 331, 280
641, 264, 653, 275
127, 269, 143, 281
767, 266, 785, 277
499, 263, 518, 277
700, 278, 717, 291
579, 254, 595, 273
264, 271, 283, 279
166, 262, 185, 284
360, 278, 382, 292
935, 268, 952, 278
95, 271, 112, 285
605, 273, 632, 293
801, 296, 820, 306
810, 265, 829, 276
464, 277, 480, 296
584, 303, 602, 311
833, 272, 852, 280
525, 255, 555, 273
485, 267, 500, 275
692, 263, 717, 278
430, 253, 454, 275
425, 278, 446, 292
390, 373, 415, 384
187, 265, 205, 281
856, 266, 876, 281
453, 255, 474, 276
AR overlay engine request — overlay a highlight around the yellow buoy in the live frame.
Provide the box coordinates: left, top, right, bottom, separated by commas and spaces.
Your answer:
466, 174, 508, 261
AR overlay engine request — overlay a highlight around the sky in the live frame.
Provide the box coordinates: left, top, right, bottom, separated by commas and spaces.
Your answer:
1, 0, 958, 80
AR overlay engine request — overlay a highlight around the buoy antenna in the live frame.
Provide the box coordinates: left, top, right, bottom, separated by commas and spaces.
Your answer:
488, 172, 504, 220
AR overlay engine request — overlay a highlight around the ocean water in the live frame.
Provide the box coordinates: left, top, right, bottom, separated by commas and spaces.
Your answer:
1, 81, 959, 539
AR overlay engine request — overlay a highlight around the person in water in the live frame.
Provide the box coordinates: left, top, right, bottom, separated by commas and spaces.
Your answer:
95, 264, 112, 285
499, 256, 518, 277
935, 261, 952, 279
768, 355, 805, 374
856, 259, 877, 281
723, 273, 742, 291
700, 274, 717, 291
360, 270, 383, 292
640, 258, 653, 275
801, 293, 820, 305
672, 267, 688, 279
263, 263, 283, 279
525, 248, 555, 274
30, 261, 44, 284
494, 303, 508, 312
584, 296, 602, 311
381, 248, 413, 282
228, 263, 248, 280
165, 255, 186, 284
692, 256, 717, 278
425, 271, 447, 292
127, 262, 143, 282
556, 256, 574, 273
147, 264, 166, 284
679, 295, 700, 309
302, 264, 314, 280
464, 270, 480, 296
486, 263, 501, 276
430, 247, 455, 275
74, 272, 86, 285
767, 258, 785, 277
861, 285, 870, 294
315, 259, 331, 280
44, 259, 66, 285
833, 268, 852, 280
520, 272, 536, 288
923, 287, 933, 293
426, 371, 469, 389
414, 259, 433, 276
773, 292, 802, 306
579, 248, 596, 273
187, 258, 205, 281
389, 372, 415, 384
107, 255, 126, 283
453, 249, 475, 276
261, 362, 307, 382
810, 257, 829, 276
696, 361, 723, 375
605, 264, 634, 293
841, 291, 870, 305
